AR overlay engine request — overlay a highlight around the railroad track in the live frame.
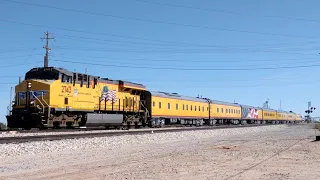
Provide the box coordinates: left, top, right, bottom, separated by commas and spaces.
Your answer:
0, 124, 285, 144
0, 124, 188, 133
0, 127, 113, 134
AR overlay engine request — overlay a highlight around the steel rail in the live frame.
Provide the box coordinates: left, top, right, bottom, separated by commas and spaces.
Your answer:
0, 124, 284, 144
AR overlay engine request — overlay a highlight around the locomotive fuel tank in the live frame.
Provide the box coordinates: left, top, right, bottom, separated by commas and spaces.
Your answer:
85, 113, 123, 127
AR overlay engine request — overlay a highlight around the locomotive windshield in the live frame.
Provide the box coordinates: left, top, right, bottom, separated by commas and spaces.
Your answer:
25, 67, 60, 80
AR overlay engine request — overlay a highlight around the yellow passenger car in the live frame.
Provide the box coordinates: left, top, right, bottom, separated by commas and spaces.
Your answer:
146, 91, 210, 127
295, 114, 302, 122
210, 100, 241, 124
240, 105, 262, 124
287, 112, 295, 122
262, 108, 277, 122
277, 111, 288, 122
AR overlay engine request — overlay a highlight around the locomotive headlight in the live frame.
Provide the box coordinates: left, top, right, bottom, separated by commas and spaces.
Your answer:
30, 100, 34, 105
27, 82, 32, 89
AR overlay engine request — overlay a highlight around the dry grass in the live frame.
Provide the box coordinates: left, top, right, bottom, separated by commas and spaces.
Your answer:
315, 123, 320, 130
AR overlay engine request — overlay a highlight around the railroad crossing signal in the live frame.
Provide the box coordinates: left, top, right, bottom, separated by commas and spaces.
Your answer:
305, 101, 316, 122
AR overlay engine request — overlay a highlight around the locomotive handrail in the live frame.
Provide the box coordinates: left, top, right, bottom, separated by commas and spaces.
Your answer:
140, 101, 149, 117
6, 93, 15, 115
6, 105, 11, 115
41, 92, 51, 119
30, 91, 45, 114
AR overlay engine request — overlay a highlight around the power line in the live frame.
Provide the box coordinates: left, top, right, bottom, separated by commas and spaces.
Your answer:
59, 34, 320, 49
96, 75, 314, 83
0, 79, 318, 88
2, 0, 319, 39
57, 35, 320, 56
0, 48, 40, 54
60, 35, 192, 47
50, 56, 320, 68
0, 76, 21, 78
54, 59, 320, 71
50, 54, 319, 63
145, 80, 320, 88
0, 54, 43, 60
0, 46, 37, 52
1, 18, 319, 55
0, 82, 18, 85
0, 19, 217, 46
53, 46, 319, 56
131, 0, 320, 24
0, 61, 42, 68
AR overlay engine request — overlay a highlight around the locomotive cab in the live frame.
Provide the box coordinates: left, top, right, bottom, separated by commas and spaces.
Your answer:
6, 67, 66, 129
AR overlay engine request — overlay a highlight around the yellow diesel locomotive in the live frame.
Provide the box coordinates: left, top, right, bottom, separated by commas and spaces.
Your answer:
7, 67, 147, 129
6, 66, 302, 130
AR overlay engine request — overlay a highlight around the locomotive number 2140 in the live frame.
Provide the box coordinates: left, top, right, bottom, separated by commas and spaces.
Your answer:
61, 85, 72, 93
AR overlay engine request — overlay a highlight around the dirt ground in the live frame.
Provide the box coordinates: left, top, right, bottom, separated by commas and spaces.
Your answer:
0, 124, 319, 180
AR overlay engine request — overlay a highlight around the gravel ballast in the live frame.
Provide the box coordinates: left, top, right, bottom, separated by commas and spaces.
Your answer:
1, 124, 319, 180
0, 127, 180, 137
0, 125, 284, 158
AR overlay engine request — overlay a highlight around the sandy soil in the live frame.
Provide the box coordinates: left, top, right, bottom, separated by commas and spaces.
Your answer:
0, 124, 319, 180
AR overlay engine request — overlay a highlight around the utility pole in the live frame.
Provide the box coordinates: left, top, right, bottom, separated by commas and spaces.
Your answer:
280, 100, 282, 110
41, 31, 54, 67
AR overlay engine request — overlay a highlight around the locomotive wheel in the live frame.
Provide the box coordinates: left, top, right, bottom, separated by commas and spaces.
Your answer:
53, 122, 60, 129
24, 126, 31, 130
66, 122, 74, 129
23, 121, 32, 130
78, 113, 87, 127
38, 123, 47, 130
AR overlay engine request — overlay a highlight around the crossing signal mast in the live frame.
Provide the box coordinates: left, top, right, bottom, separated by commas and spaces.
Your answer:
41, 31, 54, 67
305, 101, 316, 123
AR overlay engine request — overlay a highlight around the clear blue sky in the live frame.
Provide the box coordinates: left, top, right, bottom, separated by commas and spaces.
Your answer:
0, 0, 320, 123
